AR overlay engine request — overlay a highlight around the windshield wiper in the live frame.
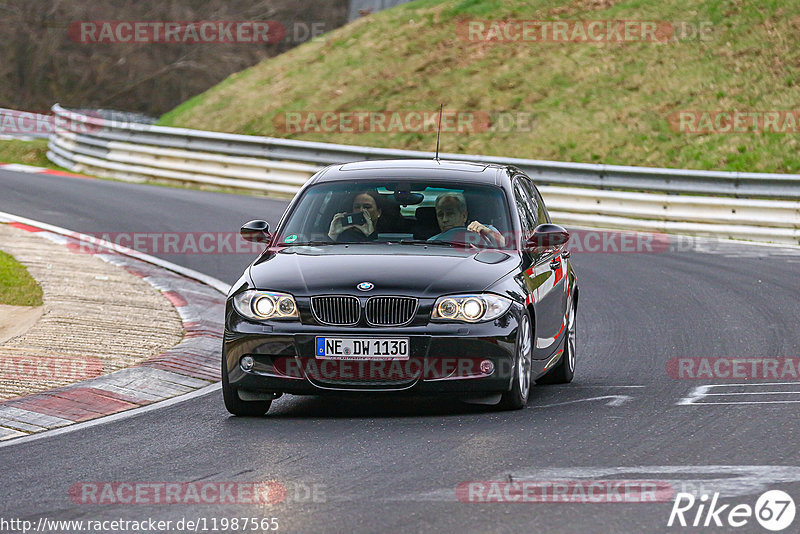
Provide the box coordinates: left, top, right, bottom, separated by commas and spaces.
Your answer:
279, 240, 338, 246
281, 239, 477, 249
394, 239, 478, 249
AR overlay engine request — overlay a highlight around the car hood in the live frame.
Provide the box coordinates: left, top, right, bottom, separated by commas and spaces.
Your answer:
248, 244, 518, 297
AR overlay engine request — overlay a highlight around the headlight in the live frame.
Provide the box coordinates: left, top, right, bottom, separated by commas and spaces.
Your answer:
432, 294, 512, 323
233, 290, 299, 321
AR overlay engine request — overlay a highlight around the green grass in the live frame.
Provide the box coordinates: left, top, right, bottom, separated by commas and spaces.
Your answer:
0, 248, 43, 307
0, 139, 54, 168
157, 0, 800, 173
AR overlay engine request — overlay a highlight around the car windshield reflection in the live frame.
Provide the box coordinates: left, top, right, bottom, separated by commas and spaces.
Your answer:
276, 180, 514, 250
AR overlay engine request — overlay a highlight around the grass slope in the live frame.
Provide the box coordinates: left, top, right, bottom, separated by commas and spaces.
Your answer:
0, 249, 43, 307
0, 139, 53, 168
159, 0, 800, 173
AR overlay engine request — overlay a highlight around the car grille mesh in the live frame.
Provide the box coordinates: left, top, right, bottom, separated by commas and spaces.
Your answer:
311, 296, 417, 326
307, 372, 419, 389
311, 296, 360, 325
365, 297, 417, 326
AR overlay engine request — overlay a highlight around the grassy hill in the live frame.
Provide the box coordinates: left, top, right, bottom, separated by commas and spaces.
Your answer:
159, 0, 800, 173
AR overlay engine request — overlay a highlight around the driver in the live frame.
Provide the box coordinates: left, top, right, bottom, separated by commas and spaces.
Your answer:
428, 192, 506, 247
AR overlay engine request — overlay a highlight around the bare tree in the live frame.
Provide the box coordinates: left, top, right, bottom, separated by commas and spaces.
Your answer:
0, 0, 348, 115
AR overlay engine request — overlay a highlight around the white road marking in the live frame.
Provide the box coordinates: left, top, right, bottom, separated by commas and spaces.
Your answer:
0, 164, 47, 173
0, 383, 221, 450
678, 382, 800, 405
393, 465, 800, 502
547, 384, 646, 389
534, 395, 632, 408
705, 391, 800, 396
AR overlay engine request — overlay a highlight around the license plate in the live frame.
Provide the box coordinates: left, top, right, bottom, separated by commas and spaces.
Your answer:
315, 337, 409, 360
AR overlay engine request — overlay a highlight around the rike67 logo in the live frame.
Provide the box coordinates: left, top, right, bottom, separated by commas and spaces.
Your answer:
668, 490, 795, 531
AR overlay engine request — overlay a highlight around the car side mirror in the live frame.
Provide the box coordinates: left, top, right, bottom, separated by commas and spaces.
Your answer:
240, 220, 271, 243
525, 224, 570, 249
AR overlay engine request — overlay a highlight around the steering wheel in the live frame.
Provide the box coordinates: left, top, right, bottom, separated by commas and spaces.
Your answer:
433, 227, 494, 248
475, 230, 494, 247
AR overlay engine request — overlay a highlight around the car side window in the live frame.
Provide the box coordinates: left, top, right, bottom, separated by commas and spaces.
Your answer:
521, 178, 551, 224
512, 179, 537, 239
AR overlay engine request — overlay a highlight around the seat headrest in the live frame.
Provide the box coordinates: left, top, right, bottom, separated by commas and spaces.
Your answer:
413, 206, 440, 239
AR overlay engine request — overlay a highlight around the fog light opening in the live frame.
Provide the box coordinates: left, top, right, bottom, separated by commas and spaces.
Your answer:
479, 359, 494, 375
240, 356, 255, 371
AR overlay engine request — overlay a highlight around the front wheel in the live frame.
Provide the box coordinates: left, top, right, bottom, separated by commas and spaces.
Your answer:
222, 359, 272, 416
498, 310, 533, 410
536, 302, 576, 385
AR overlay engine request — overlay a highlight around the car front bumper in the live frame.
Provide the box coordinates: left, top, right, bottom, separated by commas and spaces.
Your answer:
223, 307, 541, 395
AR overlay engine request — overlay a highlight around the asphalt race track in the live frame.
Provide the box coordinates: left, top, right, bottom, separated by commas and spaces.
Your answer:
2, 169, 800, 533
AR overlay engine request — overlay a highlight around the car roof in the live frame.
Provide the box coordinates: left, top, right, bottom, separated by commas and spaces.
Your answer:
309, 159, 510, 186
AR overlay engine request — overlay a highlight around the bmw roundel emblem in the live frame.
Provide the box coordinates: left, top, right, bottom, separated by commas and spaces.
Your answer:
357, 282, 374, 291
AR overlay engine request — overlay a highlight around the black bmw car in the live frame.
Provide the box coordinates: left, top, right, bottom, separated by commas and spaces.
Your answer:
223, 159, 578, 415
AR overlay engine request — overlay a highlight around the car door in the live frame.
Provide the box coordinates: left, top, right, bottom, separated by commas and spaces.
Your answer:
513, 176, 567, 360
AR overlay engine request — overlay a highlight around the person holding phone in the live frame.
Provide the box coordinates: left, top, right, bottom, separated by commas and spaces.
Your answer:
328, 190, 383, 242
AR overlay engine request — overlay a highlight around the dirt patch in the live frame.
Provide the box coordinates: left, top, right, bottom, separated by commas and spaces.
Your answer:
550, 0, 620, 16
0, 305, 43, 344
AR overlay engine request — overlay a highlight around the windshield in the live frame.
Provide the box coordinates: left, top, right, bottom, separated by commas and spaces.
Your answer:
276, 179, 514, 249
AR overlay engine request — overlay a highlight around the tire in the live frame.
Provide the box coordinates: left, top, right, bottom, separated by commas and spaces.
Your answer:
498, 310, 533, 410
222, 358, 272, 416
536, 302, 576, 385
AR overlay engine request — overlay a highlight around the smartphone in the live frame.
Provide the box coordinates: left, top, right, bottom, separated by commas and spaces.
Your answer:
342, 211, 367, 226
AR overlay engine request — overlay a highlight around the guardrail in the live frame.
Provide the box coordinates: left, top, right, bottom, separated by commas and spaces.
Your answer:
47, 104, 800, 245
0, 108, 53, 140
